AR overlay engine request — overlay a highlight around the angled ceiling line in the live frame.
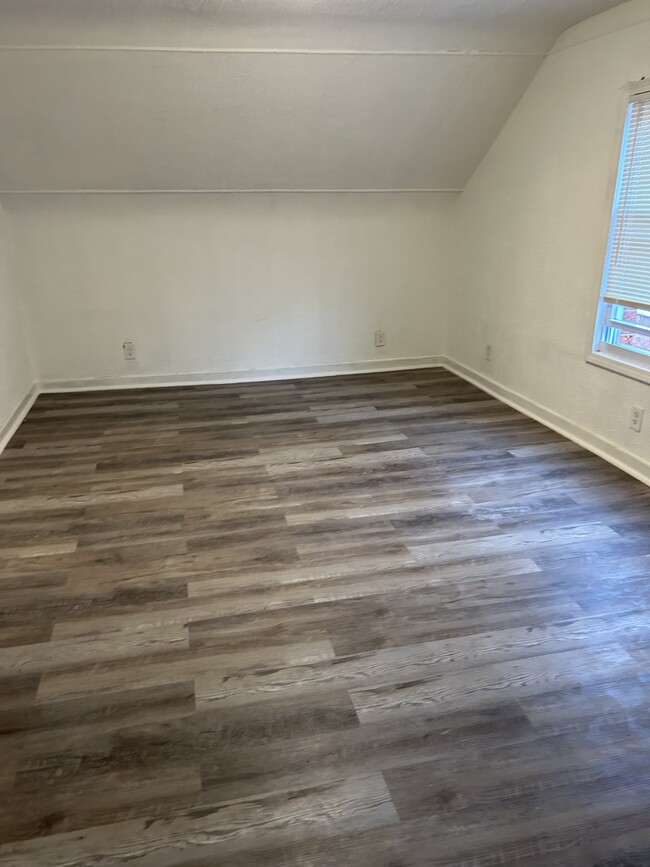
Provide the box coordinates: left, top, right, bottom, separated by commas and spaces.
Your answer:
0, 189, 465, 195
0, 45, 547, 57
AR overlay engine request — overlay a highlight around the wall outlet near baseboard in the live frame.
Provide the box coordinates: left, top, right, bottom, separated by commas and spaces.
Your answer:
123, 340, 136, 361
485, 344, 494, 362
630, 406, 644, 433
375, 330, 386, 348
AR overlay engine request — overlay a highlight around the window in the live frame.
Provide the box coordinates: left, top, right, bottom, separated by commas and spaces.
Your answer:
591, 82, 650, 383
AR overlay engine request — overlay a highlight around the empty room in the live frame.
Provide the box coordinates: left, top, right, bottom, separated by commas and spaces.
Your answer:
1, 0, 650, 864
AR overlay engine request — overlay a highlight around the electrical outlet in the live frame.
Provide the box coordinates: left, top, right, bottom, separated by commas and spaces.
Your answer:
485, 344, 493, 362
123, 340, 136, 361
375, 330, 386, 348
630, 406, 644, 433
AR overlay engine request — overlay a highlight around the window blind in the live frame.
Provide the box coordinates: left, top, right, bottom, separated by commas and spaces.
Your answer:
603, 93, 650, 312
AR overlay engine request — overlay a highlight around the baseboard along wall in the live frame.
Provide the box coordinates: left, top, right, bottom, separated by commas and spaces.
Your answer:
2, 356, 648, 488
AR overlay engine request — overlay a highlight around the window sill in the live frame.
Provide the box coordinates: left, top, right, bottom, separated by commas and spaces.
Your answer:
586, 349, 650, 386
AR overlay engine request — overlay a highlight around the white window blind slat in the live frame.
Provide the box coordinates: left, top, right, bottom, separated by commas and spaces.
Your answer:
602, 95, 650, 311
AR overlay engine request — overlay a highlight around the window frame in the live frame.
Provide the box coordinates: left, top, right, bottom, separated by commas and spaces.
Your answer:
587, 79, 650, 386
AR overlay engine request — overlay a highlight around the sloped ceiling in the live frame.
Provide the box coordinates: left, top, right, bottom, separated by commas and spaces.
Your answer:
0, 0, 626, 49
0, 0, 625, 191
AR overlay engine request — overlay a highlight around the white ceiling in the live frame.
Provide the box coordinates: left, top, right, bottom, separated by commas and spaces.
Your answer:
0, 0, 626, 46
0, 51, 543, 191
0, 0, 627, 53
0, 0, 627, 192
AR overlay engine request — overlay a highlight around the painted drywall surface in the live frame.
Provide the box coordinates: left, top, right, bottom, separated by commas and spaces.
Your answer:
0, 204, 33, 432
7, 193, 456, 383
0, 0, 623, 53
0, 51, 542, 192
10, 1, 632, 196
449, 6, 650, 461
552, 0, 650, 50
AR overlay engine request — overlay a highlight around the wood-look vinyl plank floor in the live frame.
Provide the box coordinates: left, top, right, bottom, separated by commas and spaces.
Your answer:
1, 368, 650, 865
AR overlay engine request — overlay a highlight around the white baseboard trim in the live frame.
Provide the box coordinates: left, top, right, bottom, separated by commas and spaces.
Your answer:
40, 356, 445, 393
0, 384, 39, 455
445, 357, 650, 488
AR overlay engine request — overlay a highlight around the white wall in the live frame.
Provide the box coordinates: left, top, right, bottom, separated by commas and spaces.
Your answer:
0, 203, 33, 442
448, 2, 650, 474
7, 193, 455, 386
